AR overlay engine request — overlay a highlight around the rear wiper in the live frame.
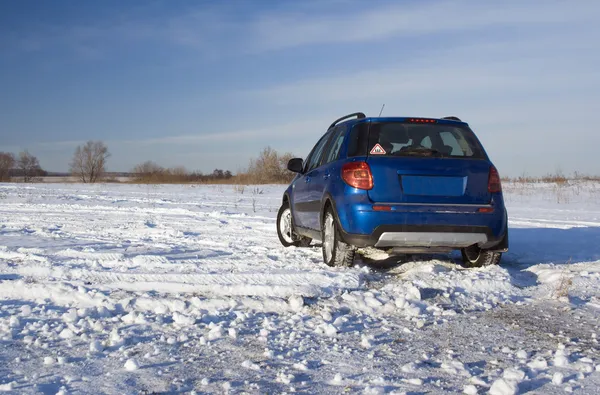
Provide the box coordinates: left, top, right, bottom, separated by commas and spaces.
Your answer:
398, 147, 443, 156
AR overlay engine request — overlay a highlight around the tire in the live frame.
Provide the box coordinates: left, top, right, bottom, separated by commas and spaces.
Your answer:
321, 208, 355, 267
276, 202, 312, 247
461, 245, 502, 268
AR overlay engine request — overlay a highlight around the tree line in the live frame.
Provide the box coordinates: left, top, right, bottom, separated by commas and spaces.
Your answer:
1, 141, 296, 184
131, 161, 233, 183
0, 151, 46, 182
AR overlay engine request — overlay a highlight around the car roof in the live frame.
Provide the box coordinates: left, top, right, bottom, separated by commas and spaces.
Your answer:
330, 115, 469, 131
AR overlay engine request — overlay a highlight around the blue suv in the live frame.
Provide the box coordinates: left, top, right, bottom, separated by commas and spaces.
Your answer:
276, 112, 508, 268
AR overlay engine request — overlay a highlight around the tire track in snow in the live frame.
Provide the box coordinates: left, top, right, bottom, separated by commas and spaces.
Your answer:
69, 269, 360, 287
55, 249, 124, 261
13, 263, 363, 298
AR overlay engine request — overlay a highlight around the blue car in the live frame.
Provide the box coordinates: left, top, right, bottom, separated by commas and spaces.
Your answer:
276, 112, 508, 268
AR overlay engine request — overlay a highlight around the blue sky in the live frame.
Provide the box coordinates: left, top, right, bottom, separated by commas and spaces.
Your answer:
1, 0, 599, 176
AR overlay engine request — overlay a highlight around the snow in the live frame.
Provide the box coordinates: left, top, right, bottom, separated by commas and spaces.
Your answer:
1, 181, 600, 393
489, 377, 519, 395
553, 371, 565, 385
89, 339, 103, 353
124, 358, 139, 371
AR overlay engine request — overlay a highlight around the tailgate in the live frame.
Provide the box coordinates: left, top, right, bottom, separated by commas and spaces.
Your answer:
366, 157, 491, 205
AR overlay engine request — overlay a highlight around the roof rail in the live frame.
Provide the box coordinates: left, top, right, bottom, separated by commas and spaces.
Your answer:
441, 116, 462, 121
329, 112, 366, 129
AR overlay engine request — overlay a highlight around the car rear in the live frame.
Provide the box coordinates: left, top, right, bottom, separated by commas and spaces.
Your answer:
335, 117, 508, 253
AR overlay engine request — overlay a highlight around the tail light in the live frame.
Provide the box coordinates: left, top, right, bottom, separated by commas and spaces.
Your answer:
373, 205, 392, 211
488, 166, 502, 193
342, 162, 373, 190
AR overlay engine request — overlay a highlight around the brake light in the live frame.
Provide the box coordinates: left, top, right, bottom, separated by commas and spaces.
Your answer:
488, 166, 502, 193
342, 162, 373, 190
408, 118, 437, 123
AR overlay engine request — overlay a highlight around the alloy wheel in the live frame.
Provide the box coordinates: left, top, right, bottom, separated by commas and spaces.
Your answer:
279, 208, 294, 244
323, 214, 335, 263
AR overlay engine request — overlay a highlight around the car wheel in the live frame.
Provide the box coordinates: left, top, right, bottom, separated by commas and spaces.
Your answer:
277, 202, 312, 247
461, 245, 502, 268
322, 208, 355, 267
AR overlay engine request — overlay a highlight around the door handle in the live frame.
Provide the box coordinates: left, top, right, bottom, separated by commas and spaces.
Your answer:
323, 173, 330, 180
305, 177, 311, 183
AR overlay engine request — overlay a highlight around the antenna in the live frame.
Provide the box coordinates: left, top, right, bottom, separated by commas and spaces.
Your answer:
378, 104, 385, 117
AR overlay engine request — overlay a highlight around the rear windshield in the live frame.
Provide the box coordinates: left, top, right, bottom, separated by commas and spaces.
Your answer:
348, 122, 486, 159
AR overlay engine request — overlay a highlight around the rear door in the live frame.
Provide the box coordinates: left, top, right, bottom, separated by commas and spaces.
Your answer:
364, 121, 492, 205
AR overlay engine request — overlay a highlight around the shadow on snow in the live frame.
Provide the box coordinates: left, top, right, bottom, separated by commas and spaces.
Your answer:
358, 226, 600, 290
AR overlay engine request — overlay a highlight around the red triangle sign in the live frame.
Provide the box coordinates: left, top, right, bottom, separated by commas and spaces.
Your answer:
370, 143, 386, 155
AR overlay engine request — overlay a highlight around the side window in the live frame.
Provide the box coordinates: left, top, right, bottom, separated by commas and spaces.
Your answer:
347, 123, 369, 157
304, 132, 332, 172
303, 136, 324, 172
322, 127, 345, 165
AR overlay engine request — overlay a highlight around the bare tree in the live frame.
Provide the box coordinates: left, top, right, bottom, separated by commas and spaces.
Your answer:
168, 166, 188, 183
132, 161, 164, 183
133, 161, 164, 175
247, 146, 296, 183
70, 141, 110, 183
0, 152, 15, 182
17, 151, 42, 182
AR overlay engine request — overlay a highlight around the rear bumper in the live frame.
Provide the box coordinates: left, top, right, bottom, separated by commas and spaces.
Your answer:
335, 201, 508, 251
341, 224, 506, 250
376, 231, 486, 248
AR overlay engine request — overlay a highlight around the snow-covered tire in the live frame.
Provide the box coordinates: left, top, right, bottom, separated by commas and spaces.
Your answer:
461, 245, 502, 268
321, 208, 355, 267
276, 202, 312, 247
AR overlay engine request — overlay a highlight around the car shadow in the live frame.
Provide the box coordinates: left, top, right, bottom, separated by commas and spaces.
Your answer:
506, 226, 600, 265
358, 226, 600, 289
502, 226, 600, 288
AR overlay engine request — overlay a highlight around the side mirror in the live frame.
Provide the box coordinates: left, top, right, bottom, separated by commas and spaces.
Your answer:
287, 158, 304, 173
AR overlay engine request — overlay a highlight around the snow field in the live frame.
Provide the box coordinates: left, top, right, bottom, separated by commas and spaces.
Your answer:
0, 182, 599, 393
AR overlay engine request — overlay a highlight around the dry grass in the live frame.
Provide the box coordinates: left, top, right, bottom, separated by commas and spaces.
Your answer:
541, 174, 568, 185
552, 261, 573, 300
502, 172, 599, 184
233, 184, 245, 194
516, 175, 540, 183
503, 173, 600, 204
573, 172, 600, 182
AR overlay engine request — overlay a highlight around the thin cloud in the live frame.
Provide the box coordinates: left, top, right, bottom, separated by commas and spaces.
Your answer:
26, 118, 332, 151
249, 0, 600, 52
35, 140, 84, 149
5, 1, 599, 59
120, 118, 331, 146
243, 43, 599, 107
1, 5, 229, 59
